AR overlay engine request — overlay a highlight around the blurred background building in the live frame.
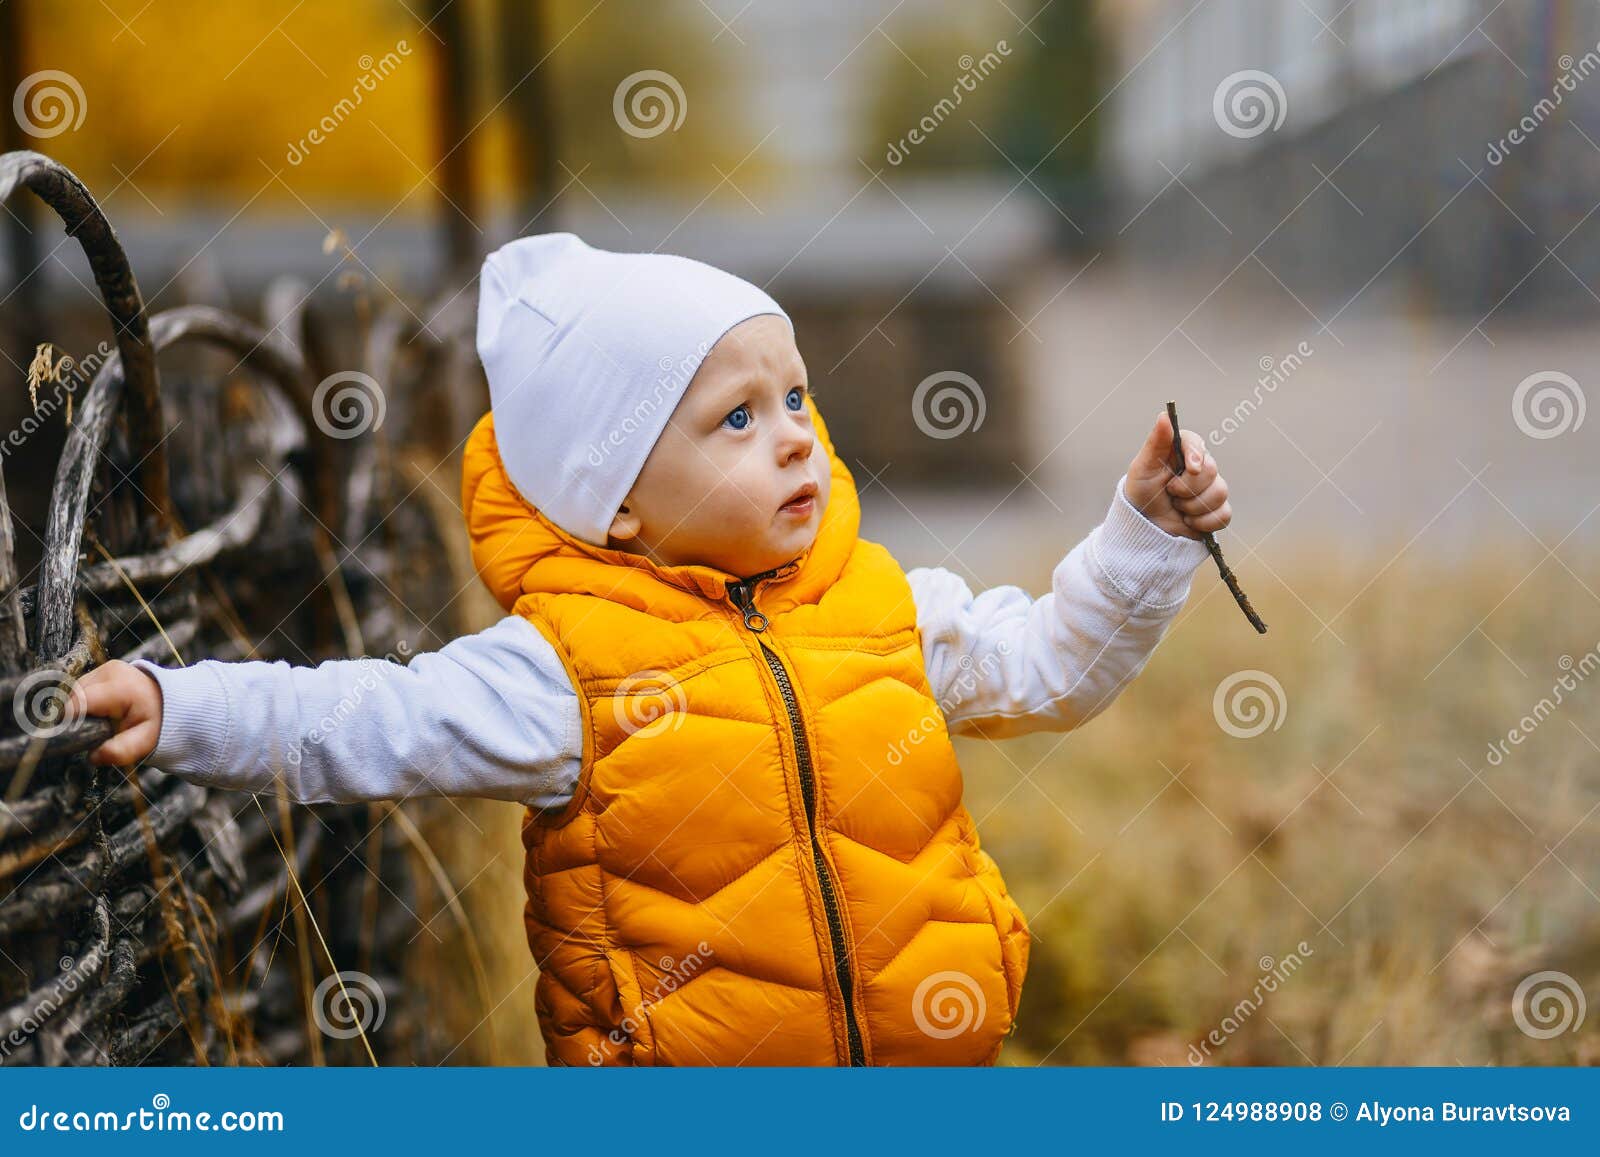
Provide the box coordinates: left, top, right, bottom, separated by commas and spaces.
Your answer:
1107, 0, 1600, 313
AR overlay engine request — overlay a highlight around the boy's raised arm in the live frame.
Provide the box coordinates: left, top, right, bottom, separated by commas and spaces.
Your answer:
908, 474, 1212, 739
78, 616, 583, 808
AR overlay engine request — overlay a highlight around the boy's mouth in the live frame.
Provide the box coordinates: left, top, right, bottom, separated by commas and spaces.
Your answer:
778, 481, 818, 517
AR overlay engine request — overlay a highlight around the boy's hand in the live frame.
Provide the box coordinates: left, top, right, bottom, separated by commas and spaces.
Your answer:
1123, 409, 1232, 540
71, 660, 165, 768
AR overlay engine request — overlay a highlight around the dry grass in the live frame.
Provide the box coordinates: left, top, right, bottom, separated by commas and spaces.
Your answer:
408, 795, 543, 1065
400, 465, 544, 1066
967, 544, 1600, 1066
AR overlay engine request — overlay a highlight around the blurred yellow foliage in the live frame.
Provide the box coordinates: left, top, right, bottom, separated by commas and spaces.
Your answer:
16, 0, 758, 213
27, 0, 428, 204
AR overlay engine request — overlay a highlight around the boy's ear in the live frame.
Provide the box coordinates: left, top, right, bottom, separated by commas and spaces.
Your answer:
608, 502, 641, 543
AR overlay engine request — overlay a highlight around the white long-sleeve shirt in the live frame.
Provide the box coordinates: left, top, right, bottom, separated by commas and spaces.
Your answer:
132, 477, 1211, 809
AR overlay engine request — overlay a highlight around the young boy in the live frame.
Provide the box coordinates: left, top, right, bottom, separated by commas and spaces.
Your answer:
76, 232, 1231, 1067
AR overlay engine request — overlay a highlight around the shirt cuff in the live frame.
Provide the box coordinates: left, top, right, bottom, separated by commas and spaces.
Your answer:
129, 658, 231, 781
1086, 476, 1214, 611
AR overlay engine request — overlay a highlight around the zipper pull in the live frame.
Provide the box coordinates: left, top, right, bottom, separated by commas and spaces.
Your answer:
727, 580, 769, 632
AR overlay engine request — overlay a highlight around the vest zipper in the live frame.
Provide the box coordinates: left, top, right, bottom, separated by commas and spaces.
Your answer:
727, 571, 867, 1067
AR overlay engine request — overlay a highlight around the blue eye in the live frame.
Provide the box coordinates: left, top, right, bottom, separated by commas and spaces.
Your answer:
723, 404, 751, 430
786, 387, 805, 411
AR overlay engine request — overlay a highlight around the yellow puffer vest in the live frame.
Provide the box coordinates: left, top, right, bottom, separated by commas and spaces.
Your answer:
461, 400, 1030, 1066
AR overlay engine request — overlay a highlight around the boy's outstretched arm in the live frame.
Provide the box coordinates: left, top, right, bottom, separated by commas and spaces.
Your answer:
73, 616, 584, 808
908, 412, 1227, 739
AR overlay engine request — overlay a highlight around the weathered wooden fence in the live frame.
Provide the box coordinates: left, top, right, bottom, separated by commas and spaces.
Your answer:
0, 150, 483, 1065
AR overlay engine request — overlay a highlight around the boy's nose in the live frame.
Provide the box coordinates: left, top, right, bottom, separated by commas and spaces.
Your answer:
777, 420, 815, 465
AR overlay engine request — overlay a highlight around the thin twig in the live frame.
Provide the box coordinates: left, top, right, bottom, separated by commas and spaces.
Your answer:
1166, 400, 1267, 634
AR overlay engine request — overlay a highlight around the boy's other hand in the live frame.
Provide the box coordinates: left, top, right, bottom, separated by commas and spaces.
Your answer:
1124, 409, 1232, 540
72, 660, 165, 768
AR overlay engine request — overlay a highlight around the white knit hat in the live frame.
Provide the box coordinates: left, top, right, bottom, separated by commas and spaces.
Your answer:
474, 231, 792, 545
